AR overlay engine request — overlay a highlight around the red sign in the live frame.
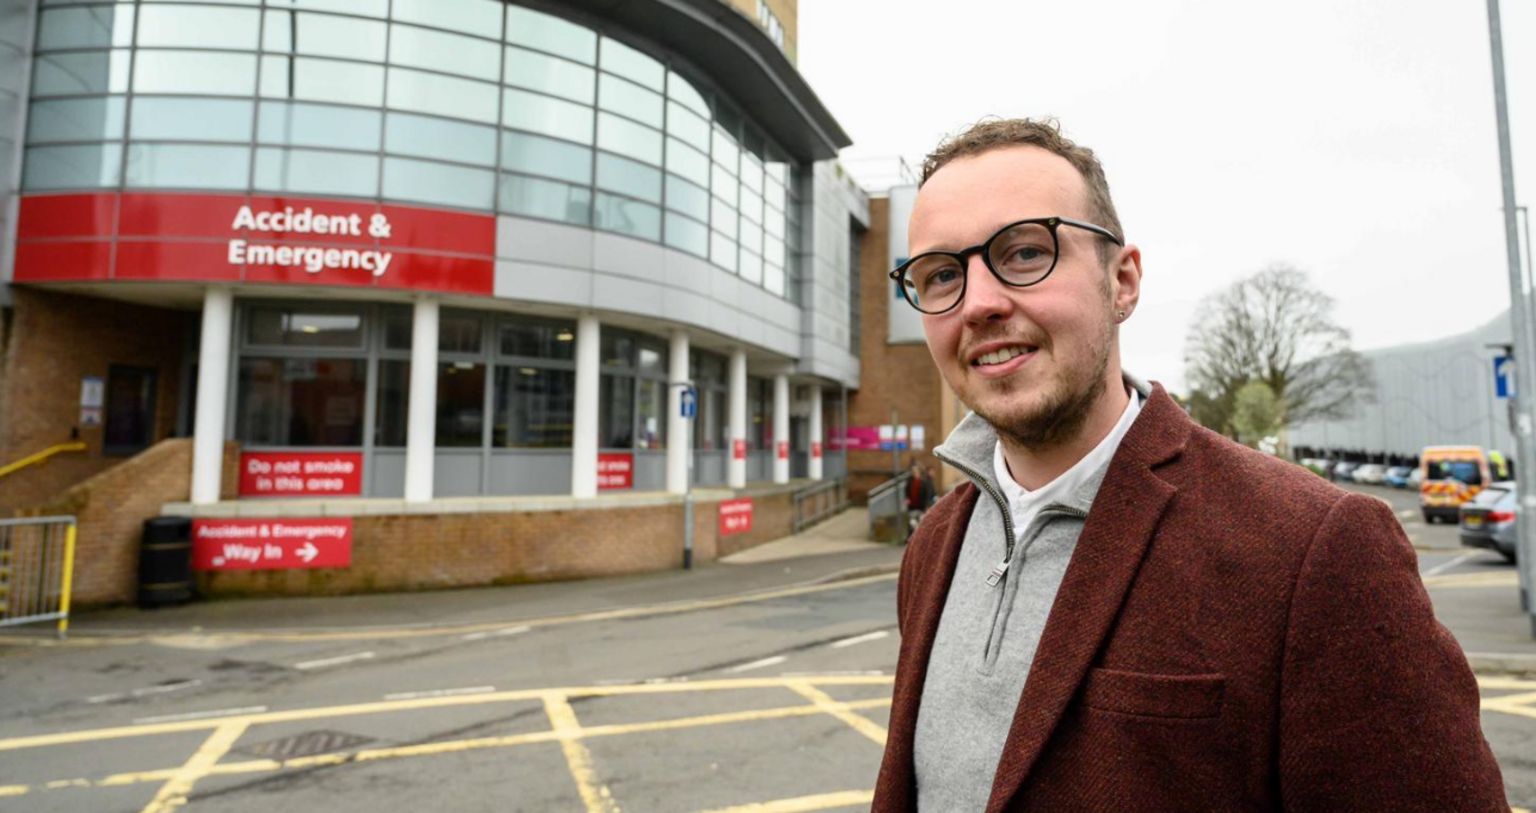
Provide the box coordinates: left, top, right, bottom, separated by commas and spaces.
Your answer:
718, 498, 754, 536
15, 192, 494, 295
776, 440, 789, 460
831, 427, 883, 452
192, 518, 353, 570
239, 452, 363, 497
732, 439, 747, 461
811, 441, 823, 459
598, 452, 633, 490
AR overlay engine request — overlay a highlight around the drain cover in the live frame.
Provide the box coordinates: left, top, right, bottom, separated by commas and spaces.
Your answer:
238, 730, 376, 760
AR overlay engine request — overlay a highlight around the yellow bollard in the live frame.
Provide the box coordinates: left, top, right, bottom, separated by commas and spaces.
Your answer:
56, 522, 77, 640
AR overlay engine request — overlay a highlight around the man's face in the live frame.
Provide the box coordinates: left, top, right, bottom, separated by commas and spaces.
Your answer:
909, 146, 1141, 448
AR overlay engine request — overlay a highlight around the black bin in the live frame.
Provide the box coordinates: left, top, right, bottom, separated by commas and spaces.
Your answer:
139, 517, 194, 608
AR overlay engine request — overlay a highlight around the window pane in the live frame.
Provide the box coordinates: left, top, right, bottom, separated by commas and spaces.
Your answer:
23, 144, 122, 189
130, 97, 253, 142
436, 361, 485, 447
375, 359, 410, 447
665, 138, 708, 186
664, 212, 707, 256
711, 232, 735, 271
26, 97, 125, 143
439, 313, 482, 353
258, 101, 381, 151
498, 173, 591, 225
599, 36, 662, 91
263, 11, 387, 62
134, 51, 256, 96
594, 193, 660, 241
254, 147, 379, 198
390, 24, 498, 80
664, 174, 708, 220
261, 56, 385, 107
667, 71, 709, 118
37, 6, 134, 49
503, 46, 594, 104
595, 152, 661, 203
383, 157, 493, 209
763, 235, 785, 266
598, 74, 661, 128
711, 162, 737, 205
32, 50, 131, 95
502, 88, 592, 144
764, 206, 785, 239
766, 160, 788, 185
392, 0, 502, 37
740, 155, 763, 193
596, 112, 660, 165
387, 68, 497, 124
739, 188, 763, 224
124, 144, 250, 189
711, 197, 737, 239
600, 374, 634, 448
666, 103, 709, 150
137, 5, 258, 49
501, 130, 591, 185
636, 377, 666, 449
236, 357, 366, 447
246, 307, 365, 347
494, 366, 575, 448
274, 0, 388, 17
602, 330, 633, 369
500, 319, 576, 359
739, 248, 762, 285
506, 5, 595, 64
386, 112, 495, 166
382, 309, 412, 350
763, 263, 785, 296
739, 219, 762, 253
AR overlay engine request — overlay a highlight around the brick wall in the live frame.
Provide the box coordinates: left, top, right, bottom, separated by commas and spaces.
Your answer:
0, 288, 191, 511
847, 196, 951, 501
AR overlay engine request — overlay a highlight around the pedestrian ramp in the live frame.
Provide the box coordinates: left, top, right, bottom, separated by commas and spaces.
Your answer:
720, 507, 881, 564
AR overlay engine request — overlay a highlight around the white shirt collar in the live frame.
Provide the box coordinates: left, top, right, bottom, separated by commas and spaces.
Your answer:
992, 387, 1143, 523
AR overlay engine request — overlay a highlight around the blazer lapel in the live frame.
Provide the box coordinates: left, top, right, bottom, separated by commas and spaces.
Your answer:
985, 386, 1190, 812
876, 483, 978, 811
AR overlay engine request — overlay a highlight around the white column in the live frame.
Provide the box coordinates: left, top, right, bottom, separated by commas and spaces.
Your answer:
772, 373, 790, 484
728, 349, 747, 489
190, 287, 233, 505
403, 298, 439, 503
666, 329, 689, 494
571, 315, 601, 498
808, 386, 824, 480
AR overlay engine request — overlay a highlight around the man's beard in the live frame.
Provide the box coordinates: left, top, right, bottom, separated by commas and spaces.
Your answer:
966, 315, 1113, 451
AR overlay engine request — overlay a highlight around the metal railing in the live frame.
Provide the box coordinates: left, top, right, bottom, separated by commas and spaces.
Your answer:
866, 472, 913, 544
0, 441, 87, 480
0, 516, 79, 639
792, 477, 848, 533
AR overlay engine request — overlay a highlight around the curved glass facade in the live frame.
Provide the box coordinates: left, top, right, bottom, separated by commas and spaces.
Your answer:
23, 0, 802, 299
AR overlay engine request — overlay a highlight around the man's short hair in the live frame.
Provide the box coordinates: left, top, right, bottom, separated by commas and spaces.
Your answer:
920, 118, 1124, 260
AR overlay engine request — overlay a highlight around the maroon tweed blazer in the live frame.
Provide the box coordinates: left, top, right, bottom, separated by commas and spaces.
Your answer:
873, 385, 1507, 812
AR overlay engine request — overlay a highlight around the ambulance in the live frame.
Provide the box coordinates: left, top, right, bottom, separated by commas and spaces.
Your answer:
1418, 446, 1492, 524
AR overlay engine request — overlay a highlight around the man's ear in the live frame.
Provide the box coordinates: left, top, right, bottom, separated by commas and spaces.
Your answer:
1111, 244, 1143, 319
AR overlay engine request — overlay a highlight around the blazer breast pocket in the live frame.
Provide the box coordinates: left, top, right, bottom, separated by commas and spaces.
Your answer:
1079, 667, 1225, 720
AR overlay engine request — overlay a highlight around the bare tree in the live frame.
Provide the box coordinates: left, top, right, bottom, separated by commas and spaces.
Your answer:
1184, 265, 1373, 437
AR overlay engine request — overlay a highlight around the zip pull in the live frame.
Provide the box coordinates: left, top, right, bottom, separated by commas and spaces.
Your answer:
985, 560, 1009, 587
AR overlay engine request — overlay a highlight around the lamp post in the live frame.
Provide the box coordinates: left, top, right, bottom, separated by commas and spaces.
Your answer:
672, 381, 697, 569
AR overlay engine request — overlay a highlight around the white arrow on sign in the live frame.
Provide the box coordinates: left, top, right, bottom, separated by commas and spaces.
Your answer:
297, 542, 319, 563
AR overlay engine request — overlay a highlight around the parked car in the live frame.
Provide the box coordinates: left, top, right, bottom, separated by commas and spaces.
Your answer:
1384, 466, 1413, 488
1407, 467, 1423, 489
1352, 464, 1387, 485
1332, 461, 1360, 482
1421, 445, 1493, 524
1458, 481, 1518, 562
1300, 458, 1330, 477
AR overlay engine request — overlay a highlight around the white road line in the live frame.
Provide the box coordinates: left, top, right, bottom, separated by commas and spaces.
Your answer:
725, 656, 787, 673
134, 706, 266, 725
781, 670, 885, 678
1421, 552, 1477, 578
383, 686, 496, 701
830, 630, 890, 649
1398, 509, 1417, 519
86, 693, 125, 704
460, 626, 530, 641
293, 651, 376, 670
87, 679, 202, 705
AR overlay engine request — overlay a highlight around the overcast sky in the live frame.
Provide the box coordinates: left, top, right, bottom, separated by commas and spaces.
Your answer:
799, 0, 1534, 392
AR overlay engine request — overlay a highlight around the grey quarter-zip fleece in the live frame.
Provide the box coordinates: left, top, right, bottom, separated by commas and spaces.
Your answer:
913, 379, 1148, 812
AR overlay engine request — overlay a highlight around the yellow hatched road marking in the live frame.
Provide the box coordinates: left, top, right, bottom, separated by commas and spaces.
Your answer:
784, 681, 887, 746
8, 694, 892, 798
139, 720, 248, 813
1477, 676, 1536, 691
1422, 571, 1520, 589
543, 692, 621, 813
697, 790, 874, 813
0, 674, 894, 753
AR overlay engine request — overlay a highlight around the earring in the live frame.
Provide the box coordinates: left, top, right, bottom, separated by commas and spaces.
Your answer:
1115, 310, 1127, 321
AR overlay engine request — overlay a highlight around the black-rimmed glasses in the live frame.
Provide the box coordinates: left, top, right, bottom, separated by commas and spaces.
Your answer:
888, 216, 1124, 314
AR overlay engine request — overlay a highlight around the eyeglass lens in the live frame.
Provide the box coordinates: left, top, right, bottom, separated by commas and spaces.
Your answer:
901, 221, 1058, 313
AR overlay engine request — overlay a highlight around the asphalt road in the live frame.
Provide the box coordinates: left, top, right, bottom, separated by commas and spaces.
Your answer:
1, 490, 1533, 812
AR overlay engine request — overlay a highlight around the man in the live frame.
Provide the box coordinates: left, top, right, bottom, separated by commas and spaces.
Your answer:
872, 119, 1506, 811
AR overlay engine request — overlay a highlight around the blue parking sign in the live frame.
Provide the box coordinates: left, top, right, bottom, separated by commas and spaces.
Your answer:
1495, 356, 1514, 399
